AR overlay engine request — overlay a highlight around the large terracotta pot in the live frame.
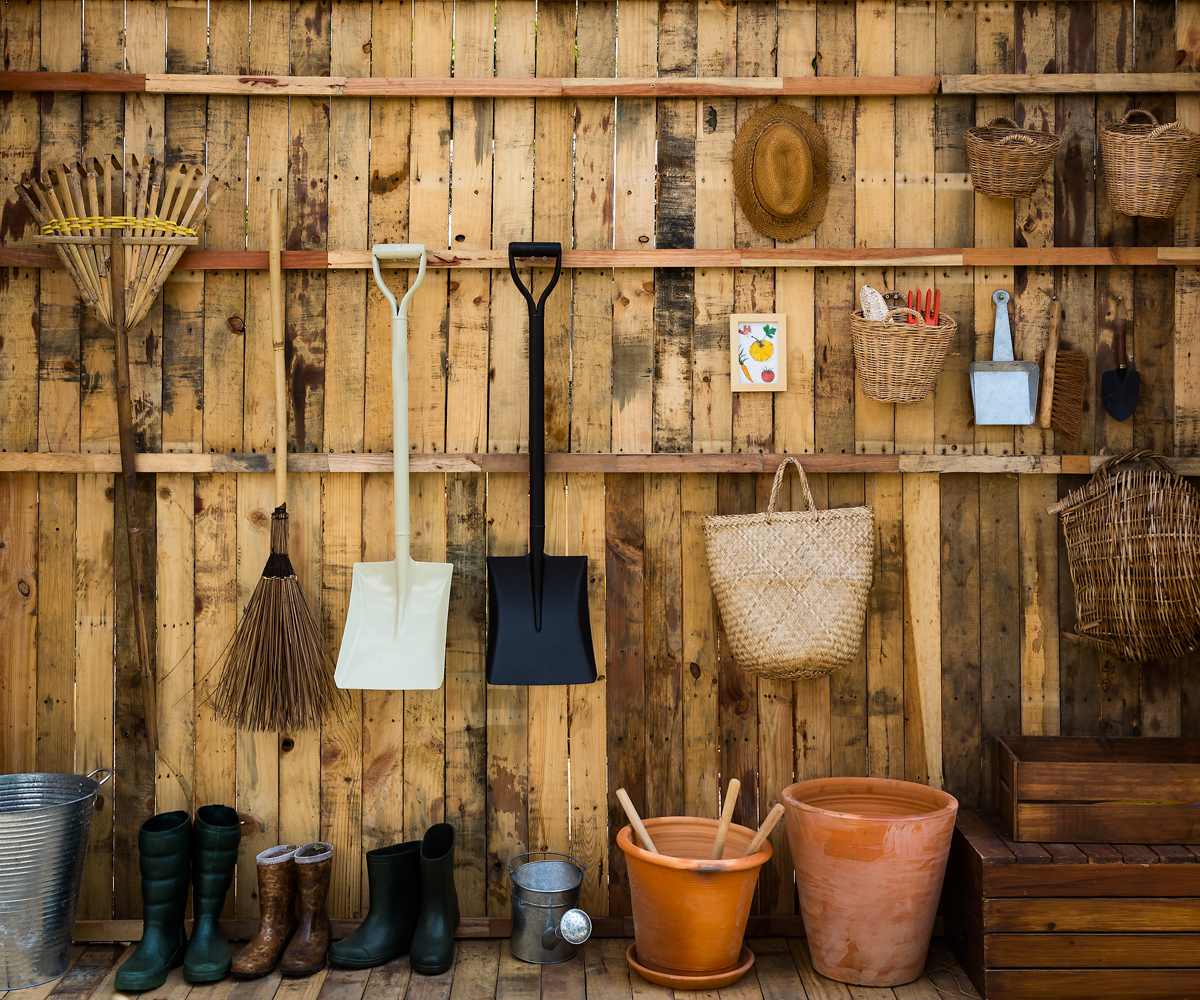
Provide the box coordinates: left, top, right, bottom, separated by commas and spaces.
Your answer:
782, 777, 958, 987
617, 816, 771, 974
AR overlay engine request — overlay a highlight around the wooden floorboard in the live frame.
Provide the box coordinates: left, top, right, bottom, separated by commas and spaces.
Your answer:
59, 940, 978, 1000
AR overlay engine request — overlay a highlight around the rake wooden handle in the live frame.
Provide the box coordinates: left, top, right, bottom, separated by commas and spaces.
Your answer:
741, 803, 785, 858
616, 788, 657, 854
711, 778, 741, 860
270, 189, 287, 507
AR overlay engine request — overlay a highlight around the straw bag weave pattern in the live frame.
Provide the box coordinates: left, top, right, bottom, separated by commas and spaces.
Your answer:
1053, 451, 1200, 662
703, 458, 875, 680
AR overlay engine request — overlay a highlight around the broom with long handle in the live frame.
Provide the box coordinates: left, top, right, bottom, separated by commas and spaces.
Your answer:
211, 189, 342, 732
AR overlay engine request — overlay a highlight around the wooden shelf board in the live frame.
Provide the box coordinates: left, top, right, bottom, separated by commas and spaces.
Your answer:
1, 247, 1189, 270
2, 452, 1195, 476
8, 70, 1200, 96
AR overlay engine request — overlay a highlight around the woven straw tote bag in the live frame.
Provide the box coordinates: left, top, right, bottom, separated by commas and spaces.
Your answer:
703, 458, 875, 680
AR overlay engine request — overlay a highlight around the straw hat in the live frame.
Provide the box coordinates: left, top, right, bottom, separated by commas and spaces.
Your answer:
732, 105, 829, 242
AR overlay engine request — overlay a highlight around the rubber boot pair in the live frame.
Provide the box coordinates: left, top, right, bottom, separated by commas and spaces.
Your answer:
232, 842, 334, 978
114, 806, 242, 991
330, 823, 459, 975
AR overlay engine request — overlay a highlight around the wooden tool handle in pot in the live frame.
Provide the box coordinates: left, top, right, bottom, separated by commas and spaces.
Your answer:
616, 787, 658, 854
741, 802, 786, 858
711, 778, 741, 860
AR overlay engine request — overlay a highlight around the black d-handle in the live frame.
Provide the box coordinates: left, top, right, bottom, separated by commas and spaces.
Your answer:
508, 242, 562, 631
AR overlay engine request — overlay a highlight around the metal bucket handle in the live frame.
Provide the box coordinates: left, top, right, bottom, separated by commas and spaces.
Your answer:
507, 852, 593, 950
86, 768, 113, 787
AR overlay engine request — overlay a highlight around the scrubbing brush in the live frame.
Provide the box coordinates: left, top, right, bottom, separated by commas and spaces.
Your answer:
1037, 296, 1088, 440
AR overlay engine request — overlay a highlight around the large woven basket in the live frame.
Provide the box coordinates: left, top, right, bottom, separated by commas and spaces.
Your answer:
851, 307, 957, 404
1100, 109, 1200, 218
1051, 451, 1200, 662
966, 115, 1061, 199
703, 458, 875, 681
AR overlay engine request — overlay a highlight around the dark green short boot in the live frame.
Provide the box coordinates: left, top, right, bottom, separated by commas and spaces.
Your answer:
182, 805, 241, 983
409, 825, 459, 976
329, 842, 422, 969
114, 811, 192, 991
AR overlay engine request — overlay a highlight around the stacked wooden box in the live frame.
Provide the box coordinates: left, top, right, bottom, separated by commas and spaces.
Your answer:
943, 738, 1200, 999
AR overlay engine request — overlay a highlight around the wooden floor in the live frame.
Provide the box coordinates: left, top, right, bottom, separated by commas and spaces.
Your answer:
19, 939, 980, 1000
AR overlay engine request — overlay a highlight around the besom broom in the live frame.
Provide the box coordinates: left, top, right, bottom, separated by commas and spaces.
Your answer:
212, 189, 342, 731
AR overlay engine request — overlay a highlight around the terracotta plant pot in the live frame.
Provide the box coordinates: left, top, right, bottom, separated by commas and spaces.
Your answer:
782, 777, 958, 987
617, 816, 771, 976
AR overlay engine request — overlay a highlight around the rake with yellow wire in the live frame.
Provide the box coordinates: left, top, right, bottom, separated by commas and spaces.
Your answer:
17, 153, 220, 752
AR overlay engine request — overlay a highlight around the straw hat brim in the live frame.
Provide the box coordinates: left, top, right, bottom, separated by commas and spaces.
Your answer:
733, 105, 829, 243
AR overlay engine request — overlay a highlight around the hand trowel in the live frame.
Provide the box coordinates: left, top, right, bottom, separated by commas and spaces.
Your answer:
970, 289, 1040, 425
1101, 299, 1139, 422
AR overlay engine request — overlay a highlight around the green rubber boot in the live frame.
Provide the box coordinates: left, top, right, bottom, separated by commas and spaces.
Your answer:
182, 805, 241, 983
409, 824, 459, 976
114, 811, 192, 992
329, 841, 422, 968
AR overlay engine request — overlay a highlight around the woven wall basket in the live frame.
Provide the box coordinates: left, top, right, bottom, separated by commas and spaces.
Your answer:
851, 307, 957, 404
1100, 109, 1200, 219
703, 458, 875, 681
965, 115, 1061, 199
1051, 451, 1200, 662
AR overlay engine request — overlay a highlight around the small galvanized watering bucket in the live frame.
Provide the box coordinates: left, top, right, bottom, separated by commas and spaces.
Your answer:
507, 852, 593, 964
0, 769, 112, 989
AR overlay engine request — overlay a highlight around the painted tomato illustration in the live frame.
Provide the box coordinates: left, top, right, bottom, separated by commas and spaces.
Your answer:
761, 368, 776, 383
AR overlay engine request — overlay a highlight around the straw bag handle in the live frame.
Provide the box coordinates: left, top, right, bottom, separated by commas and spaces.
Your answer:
1117, 108, 1159, 127
983, 115, 1019, 130
767, 457, 816, 517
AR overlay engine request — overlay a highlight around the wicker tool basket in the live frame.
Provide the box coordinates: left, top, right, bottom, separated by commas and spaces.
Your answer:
851, 307, 957, 404
965, 116, 1061, 199
703, 458, 875, 681
1100, 109, 1200, 218
1050, 451, 1200, 662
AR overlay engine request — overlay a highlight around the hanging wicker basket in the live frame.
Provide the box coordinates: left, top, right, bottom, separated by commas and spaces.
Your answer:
703, 458, 875, 682
1100, 109, 1200, 218
1050, 451, 1200, 662
850, 307, 957, 404
965, 115, 1061, 199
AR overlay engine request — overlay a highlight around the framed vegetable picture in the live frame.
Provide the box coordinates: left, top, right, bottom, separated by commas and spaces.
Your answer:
731, 314, 786, 391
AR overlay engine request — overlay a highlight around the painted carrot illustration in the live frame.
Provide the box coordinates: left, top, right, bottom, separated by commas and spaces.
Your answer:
739, 346, 751, 382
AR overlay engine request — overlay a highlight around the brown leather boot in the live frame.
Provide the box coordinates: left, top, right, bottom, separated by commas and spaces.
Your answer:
280, 842, 333, 976
231, 845, 300, 979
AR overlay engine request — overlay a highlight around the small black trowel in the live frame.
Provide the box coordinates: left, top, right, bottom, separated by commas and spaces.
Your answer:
1101, 299, 1139, 422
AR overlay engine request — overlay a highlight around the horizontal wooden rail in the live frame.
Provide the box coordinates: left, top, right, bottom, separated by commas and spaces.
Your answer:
0, 71, 936, 96
9, 71, 1200, 96
943, 72, 1200, 93
71, 914, 807, 943
2, 452, 1194, 476
2, 247, 1195, 270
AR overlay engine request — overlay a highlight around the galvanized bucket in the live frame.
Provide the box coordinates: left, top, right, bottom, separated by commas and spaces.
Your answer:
0, 769, 112, 989
507, 852, 592, 964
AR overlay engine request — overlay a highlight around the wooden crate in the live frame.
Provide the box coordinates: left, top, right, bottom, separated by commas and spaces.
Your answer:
995, 736, 1200, 844
943, 807, 1200, 999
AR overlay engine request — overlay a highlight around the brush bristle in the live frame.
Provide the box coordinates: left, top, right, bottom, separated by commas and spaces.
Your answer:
1050, 350, 1088, 440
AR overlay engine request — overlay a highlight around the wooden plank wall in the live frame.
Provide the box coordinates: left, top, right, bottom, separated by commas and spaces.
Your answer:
2, 0, 1200, 923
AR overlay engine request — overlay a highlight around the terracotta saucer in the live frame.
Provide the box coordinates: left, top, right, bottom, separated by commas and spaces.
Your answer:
625, 943, 755, 991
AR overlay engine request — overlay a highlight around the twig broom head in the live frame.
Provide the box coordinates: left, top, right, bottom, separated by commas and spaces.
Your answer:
211, 503, 345, 732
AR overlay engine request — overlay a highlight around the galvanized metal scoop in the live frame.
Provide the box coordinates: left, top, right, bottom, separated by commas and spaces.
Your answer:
970, 289, 1040, 426
335, 245, 453, 691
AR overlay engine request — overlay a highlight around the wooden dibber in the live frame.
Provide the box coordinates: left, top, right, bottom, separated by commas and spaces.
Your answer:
1037, 295, 1087, 440
741, 803, 786, 858
711, 778, 741, 860
616, 787, 658, 854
